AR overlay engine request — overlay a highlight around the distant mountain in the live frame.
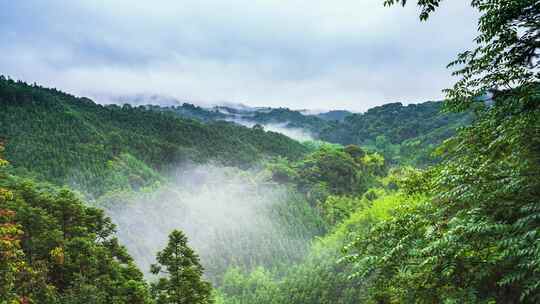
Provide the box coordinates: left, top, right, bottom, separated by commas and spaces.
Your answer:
0, 78, 308, 196
113, 98, 329, 141
147, 103, 228, 122
213, 102, 273, 115
103, 93, 185, 107
99, 95, 349, 136
319, 101, 471, 165
246, 108, 324, 133
79, 92, 471, 166
315, 110, 353, 121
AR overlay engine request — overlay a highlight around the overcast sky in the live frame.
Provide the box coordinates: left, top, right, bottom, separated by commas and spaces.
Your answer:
0, 0, 479, 111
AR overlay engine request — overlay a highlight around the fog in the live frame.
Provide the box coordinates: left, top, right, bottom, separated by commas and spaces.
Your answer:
225, 118, 315, 142
100, 164, 323, 283
263, 122, 315, 142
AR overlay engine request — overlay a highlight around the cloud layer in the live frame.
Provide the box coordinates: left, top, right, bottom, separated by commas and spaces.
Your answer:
0, 0, 478, 111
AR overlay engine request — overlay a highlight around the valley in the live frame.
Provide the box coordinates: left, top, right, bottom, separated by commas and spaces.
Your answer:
0, 77, 465, 302
1, 0, 538, 303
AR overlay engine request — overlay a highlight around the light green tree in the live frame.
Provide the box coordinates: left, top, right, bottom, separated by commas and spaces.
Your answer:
344, 1, 540, 303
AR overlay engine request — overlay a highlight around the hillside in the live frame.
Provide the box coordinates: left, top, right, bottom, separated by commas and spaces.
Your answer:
0, 77, 308, 196
147, 103, 227, 122
2, 1, 539, 303
315, 110, 353, 121
319, 101, 471, 165
1, 78, 538, 304
145, 100, 469, 166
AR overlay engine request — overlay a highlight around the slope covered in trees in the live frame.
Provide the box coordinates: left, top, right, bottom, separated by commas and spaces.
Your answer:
146, 103, 227, 122
315, 110, 352, 122
142, 99, 469, 166
0, 150, 153, 303
217, 0, 540, 303
0, 76, 469, 200
188, 102, 469, 165
0, 77, 308, 196
1, 0, 538, 303
319, 101, 471, 165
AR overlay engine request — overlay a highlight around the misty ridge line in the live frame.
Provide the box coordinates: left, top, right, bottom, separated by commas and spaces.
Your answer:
223, 117, 316, 142
93, 94, 349, 142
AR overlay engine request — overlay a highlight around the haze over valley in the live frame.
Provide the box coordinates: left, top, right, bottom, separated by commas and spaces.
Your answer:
1, 1, 538, 303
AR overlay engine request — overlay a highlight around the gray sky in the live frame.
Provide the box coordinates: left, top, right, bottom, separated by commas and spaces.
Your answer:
0, 0, 478, 111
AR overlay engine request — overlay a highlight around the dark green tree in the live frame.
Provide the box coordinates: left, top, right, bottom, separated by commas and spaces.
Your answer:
343, 1, 540, 303
384, 0, 539, 111
150, 230, 213, 304
0, 173, 153, 303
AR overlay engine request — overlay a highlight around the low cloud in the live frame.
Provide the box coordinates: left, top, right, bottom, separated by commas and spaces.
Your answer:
99, 164, 322, 282
0, 0, 478, 111
226, 118, 315, 142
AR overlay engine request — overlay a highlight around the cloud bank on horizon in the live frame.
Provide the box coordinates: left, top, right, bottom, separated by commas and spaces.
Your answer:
0, 0, 478, 111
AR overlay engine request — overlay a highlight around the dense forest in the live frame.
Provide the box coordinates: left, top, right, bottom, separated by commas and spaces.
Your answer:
1, 0, 539, 303
150, 100, 470, 166
0, 78, 308, 197
318, 101, 471, 165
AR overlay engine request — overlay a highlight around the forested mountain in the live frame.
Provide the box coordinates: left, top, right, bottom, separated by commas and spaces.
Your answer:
241, 108, 325, 135
0, 77, 308, 196
314, 110, 352, 121
0, 158, 153, 303
1, 1, 539, 303
319, 101, 471, 165
104, 91, 470, 166
146, 103, 227, 122
320, 101, 467, 144
158, 1, 540, 303
149, 100, 469, 165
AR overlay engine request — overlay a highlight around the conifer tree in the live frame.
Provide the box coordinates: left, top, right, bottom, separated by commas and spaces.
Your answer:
151, 230, 213, 304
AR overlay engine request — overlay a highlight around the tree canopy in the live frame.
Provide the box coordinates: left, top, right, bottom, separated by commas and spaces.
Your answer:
340, 1, 540, 302
150, 230, 213, 304
385, 0, 539, 111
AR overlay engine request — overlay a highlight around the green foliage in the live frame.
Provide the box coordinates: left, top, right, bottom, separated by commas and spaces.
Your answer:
0, 144, 28, 304
150, 230, 213, 304
0, 185, 27, 303
2, 2, 538, 302
101, 153, 164, 194
341, 2, 540, 302
384, 0, 539, 111
0, 77, 308, 197
295, 146, 364, 195
0, 145, 7, 168
218, 191, 411, 304
386, 166, 433, 195
99, 166, 327, 286
248, 108, 325, 135
319, 101, 470, 165
219, 267, 278, 304
320, 196, 363, 226
316, 110, 353, 122
156, 98, 468, 168
0, 174, 153, 303
270, 145, 382, 198
266, 145, 386, 230
147, 103, 227, 122
344, 89, 540, 303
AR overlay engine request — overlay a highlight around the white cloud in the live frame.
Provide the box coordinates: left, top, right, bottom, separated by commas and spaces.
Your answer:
0, 0, 478, 111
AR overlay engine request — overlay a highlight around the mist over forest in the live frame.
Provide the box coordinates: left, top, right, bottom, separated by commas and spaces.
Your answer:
101, 164, 324, 283
1, 1, 539, 303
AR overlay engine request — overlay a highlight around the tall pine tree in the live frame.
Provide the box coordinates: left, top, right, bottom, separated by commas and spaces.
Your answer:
150, 230, 213, 304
